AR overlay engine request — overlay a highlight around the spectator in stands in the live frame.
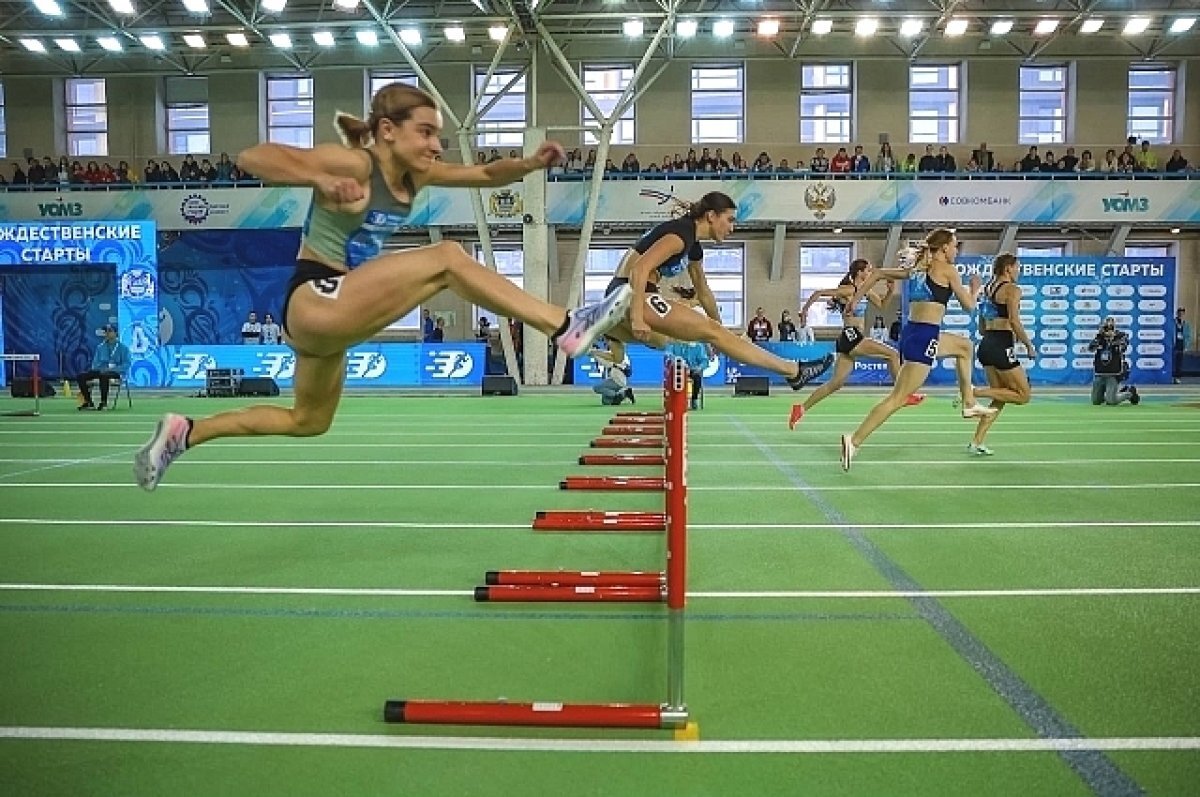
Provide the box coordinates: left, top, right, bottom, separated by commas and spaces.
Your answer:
180, 154, 201, 182
776, 159, 793, 174
584, 149, 597, 171
809, 148, 828, 173
10, 163, 27, 185
216, 153, 234, 182
875, 142, 896, 173
116, 161, 133, 183
1039, 151, 1060, 173
889, 311, 902, 343
1077, 150, 1097, 173
964, 156, 981, 173
973, 142, 995, 172
144, 159, 162, 183
671, 153, 685, 171
778, 310, 797, 342
70, 161, 85, 184
487, 148, 502, 163
697, 148, 714, 170
795, 310, 815, 344
431, 316, 446, 342
659, 155, 674, 173
99, 163, 118, 184
55, 156, 70, 184
83, 161, 102, 184
25, 157, 43, 185
730, 152, 747, 172
241, 311, 262, 345
475, 315, 491, 342
199, 159, 217, 182
1165, 149, 1189, 173
261, 313, 282, 345
1019, 146, 1041, 173
917, 145, 938, 173
902, 153, 918, 173
746, 307, 773, 343
712, 148, 730, 171
475, 152, 487, 166
1136, 140, 1159, 172
851, 145, 871, 173
752, 152, 773, 172
935, 146, 957, 173
565, 149, 584, 172
422, 308, 435, 341
830, 147, 852, 174
76, 324, 130, 411
1116, 149, 1136, 173
603, 158, 618, 175
620, 153, 640, 173
1099, 149, 1118, 173
871, 316, 888, 343
161, 161, 181, 182
1059, 147, 1079, 172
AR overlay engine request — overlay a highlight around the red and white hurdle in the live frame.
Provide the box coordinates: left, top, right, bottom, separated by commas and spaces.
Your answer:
383, 358, 693, 733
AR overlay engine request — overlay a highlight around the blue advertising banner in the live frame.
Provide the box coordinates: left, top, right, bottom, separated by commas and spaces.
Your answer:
921, 257, 1175, 386
572, 345, 729, 388
153, 343, 486, 389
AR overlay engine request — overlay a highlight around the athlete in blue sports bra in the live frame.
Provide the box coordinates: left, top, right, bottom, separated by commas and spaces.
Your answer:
968, 252, 1036, 455
134, 83, 632, 490
789, 258, 924, 429
601, 192, 832, 391
837, 228, 996, 472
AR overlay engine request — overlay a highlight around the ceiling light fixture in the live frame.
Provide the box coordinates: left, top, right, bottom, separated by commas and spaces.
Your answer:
623, 19, 644, 37
399, 27, 422, 45
183, 33, 206, 48
268, 32, 292, 48
54, 38, 81, 52
355, 29, 379, 45
899, 19, 923, 37
487, 25, 507, 41
140, 33, 166, 50
181, 0, 208, 13
676, 19, 697, 38
108, 0, 134, 13
312, 30, 336, 47
990, 20, 1013, 36
811, 19, 833, 35
20, 38, 47, 52
713, 19, 735, 38
444, 25, 466, 42
757, 19, 780, 37
945, 18, 968, 36
32, 0, 63, 16
96, 35, 123, 51
226, 32, 249, 46
1123, 17, 1150, 35
855, 18, 878, 37
260, 0, 287, 13
1080, 18, 1104, 33
1169, 17, 1196, 34
1034, 19, 1059, 35
332, 0, 359, 9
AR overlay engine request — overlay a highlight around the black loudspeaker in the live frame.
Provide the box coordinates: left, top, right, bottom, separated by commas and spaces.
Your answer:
10, 378, 56, 398
481, 375, 518, 396
237, 377, 280, 397
733, 376, 770, 397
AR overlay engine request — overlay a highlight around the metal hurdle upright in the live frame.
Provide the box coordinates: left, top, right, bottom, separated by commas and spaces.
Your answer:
382, 358, 692, 732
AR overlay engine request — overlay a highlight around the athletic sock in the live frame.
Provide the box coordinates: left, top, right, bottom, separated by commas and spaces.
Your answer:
184, 417, 195, 449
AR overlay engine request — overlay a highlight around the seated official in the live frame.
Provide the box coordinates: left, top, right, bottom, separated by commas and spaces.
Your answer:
77, 324, 130, 410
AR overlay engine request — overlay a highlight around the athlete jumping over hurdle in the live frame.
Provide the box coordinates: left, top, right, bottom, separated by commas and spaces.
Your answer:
134, 83, 631, 490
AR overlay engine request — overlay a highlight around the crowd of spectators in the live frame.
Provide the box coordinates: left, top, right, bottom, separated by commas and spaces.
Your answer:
2, 152, 256, 187
2, 135, 1192, 190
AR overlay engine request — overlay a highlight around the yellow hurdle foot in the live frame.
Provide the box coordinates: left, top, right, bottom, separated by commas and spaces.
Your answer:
673, 721, 700, 742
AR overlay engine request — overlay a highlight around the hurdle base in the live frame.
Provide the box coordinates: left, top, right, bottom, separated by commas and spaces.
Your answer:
578, 454, 666, 466
590, 437, 663, 449
485, 569, 663, 587
602, 425, 666, 436
532, 510, 666, 532
560, 476, 666, 492
384, 700, 686, 729
475, 584, 663, 602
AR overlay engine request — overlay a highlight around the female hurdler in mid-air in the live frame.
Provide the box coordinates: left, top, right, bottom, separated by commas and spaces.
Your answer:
838, 228, 997, 472
788, 258, 925, 429
600, 191, 833, 390
135, 83, 631, 490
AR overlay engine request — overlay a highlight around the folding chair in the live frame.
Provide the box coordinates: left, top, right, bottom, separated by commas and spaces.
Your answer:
84, 374, 133, 410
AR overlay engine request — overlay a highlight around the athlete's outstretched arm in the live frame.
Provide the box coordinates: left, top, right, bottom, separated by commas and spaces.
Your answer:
948, 270, 982, 312
237, 144, 370, 202
425, 141, 565, 188
1005, 284, 1036, 358
799, 288, 839, 323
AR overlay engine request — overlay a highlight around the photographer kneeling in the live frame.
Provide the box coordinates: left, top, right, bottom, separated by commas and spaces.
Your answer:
1088, 317, 1139, 406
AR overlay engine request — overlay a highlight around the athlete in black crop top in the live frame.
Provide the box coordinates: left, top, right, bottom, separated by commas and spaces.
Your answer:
134, 83, 632, 491
969, 253, 1035, 455
600, 191, 833, 391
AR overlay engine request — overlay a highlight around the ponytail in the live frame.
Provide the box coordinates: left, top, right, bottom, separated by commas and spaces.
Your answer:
335, 113, 372, 147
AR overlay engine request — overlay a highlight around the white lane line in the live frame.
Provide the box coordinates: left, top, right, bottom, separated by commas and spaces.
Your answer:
1, 727, 1198, 754
1, 518, 1195, 531
1, 584, 1196, 599
0, 450, 136, 481
3, 482, 1199, 492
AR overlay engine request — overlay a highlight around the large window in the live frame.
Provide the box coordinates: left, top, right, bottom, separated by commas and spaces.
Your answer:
165, 76, 210, 155
66, 78, 108, 157
1128, 65, 1176, 144
474, 69, 526, 148
584, 248, 626, 306
800, 243, 852, 328
0, 81, 6, 159
473, 246, 525, 325
908, 64, 960, 144
582, 65, 635, 145
1124, 243, 1172, 259
691, 64, 744, 143
369, 71, 418, 98
266, 75, 314, 147
800, 63, 852, 144
1018, 65, 1068, 145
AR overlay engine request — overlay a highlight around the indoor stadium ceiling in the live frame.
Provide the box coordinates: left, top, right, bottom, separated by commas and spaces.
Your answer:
0, 0, 1196, 77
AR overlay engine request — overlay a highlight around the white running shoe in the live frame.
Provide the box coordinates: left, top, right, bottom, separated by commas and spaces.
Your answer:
961, 403, 998, 419
556, 285, 633, 358
840, 434, 857, 472
134, 413, 191, 491
966, 443, 994, 456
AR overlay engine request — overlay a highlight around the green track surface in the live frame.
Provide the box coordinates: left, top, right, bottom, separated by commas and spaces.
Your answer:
1, 389, 1198, 796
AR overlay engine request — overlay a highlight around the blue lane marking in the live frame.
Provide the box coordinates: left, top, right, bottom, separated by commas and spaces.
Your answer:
733, 418, 1144, 797
0, 603, 916, 624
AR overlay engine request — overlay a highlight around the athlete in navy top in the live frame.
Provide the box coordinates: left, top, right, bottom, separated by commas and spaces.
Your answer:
837, 228, 995, 472
135, 83, 632, 491
603, 192, 832, 391
969, 252, 1036, 455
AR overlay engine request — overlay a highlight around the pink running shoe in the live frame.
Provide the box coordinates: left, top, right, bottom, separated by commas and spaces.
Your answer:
134, 413, 191, 491
788, 403, 806, 430
556, 285, 633, 358
905, 393, 927, 407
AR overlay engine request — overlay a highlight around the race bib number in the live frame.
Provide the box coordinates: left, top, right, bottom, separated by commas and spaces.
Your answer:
310, 276, 344, 300
845, 327, 861, 342
646, 294, 671, 318
924, 338, 940, 360
1006, 346, 1015, 362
